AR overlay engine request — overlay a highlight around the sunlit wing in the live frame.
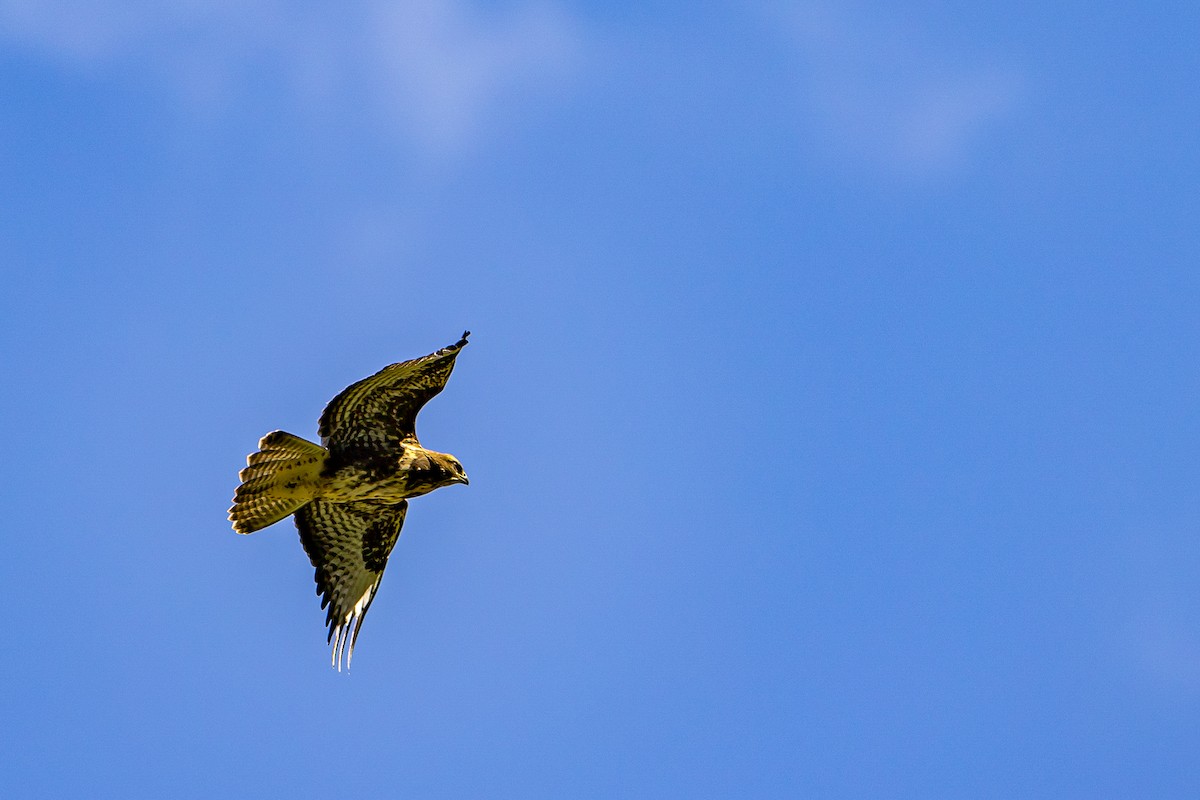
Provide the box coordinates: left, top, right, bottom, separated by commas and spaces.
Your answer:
317, 332, 469, 452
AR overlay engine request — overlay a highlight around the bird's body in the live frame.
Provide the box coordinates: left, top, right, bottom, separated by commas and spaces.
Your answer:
228, 332, 471, 669
321, 440, 466, 503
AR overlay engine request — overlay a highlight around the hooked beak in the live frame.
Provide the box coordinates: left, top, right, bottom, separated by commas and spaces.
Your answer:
456, 474, 470, 486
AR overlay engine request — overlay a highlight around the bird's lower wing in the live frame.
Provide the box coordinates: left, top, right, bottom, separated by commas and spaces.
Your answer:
293, 499, 408, 670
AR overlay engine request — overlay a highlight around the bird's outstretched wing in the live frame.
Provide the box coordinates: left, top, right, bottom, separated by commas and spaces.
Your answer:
293, 499, 408, 670
318, 331, 470, 451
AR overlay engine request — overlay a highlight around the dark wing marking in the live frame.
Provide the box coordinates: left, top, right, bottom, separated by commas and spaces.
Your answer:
293, 499, 408, 670
318, 332, 469, 451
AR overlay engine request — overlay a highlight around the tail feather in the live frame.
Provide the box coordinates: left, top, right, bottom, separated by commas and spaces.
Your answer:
229, 431, 327, 534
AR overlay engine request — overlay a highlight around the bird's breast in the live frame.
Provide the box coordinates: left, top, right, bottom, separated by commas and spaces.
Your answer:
318, 446, 444, 503
319, 464, 418, 502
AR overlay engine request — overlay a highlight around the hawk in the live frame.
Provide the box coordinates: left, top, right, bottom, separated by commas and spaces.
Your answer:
229, 332, 471, 669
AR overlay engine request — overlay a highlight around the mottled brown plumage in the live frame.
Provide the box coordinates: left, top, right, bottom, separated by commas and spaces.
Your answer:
229, 332, 471, 669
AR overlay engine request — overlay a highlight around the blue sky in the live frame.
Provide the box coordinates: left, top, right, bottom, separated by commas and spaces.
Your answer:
2, 1, 1198, 797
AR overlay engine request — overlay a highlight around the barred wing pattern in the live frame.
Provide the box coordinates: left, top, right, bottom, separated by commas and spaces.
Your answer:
293, 499, 408, 670
317, 331, 470, 451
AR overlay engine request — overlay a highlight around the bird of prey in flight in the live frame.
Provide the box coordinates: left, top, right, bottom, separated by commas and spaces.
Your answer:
229, 332, 471, 669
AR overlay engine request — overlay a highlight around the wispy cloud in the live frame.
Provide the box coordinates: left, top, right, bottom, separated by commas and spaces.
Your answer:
0, 0, 583, 155
770, 1, 1024, 175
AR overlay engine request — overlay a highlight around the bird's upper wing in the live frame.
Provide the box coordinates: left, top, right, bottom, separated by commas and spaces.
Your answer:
293, 498, 408, 670
318, 331, 469, 450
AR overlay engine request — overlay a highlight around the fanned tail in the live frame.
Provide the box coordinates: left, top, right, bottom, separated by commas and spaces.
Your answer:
229, 431, 327, 534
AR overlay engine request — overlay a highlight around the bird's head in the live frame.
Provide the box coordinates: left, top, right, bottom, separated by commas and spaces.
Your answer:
402, 448, 470, 495
431, 452, 470, 487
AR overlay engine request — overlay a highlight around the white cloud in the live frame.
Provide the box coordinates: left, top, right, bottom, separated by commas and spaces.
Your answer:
0, 0, 582, 155
771, 1, 1024, 175
365, 3, 579, 151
